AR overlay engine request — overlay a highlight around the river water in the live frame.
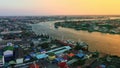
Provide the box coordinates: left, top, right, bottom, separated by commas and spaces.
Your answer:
31, 20, 120, 56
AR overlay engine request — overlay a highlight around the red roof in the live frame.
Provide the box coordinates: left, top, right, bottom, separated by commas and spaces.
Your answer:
29, 63, 40, 68
58, 62, 69, 68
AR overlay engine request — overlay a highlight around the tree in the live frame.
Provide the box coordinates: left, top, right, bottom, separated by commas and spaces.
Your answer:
73, 59, 85, 66
48, 52, 55, 56
107, 65, 116, 68
74, 45, 82, 50
40, 43, 50, 49
92, 51, 99, 58
30, 42, 34, 47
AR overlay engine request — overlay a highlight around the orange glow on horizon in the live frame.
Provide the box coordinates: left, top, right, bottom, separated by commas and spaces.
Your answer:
34, 0, 120, 15
0, 0, 120, 15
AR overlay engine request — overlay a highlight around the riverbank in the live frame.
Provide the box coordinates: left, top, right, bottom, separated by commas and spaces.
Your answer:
31, 21, 120, 57
31, 24, 120, 68
1, 16, 120, 68
54, 19, 120, 34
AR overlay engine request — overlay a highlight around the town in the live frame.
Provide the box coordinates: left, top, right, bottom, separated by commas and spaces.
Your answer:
0, 16, 120, 68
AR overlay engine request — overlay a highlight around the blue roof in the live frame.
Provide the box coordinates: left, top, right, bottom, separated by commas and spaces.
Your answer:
40, 49, 45, 52
76, 53, 85, 58
30, 52, 36, 57
55, 57, 64, 62
100, 64, 106, 68
25, 55, 31, 59
24, 55, 31, 61
36, 54, 48, 59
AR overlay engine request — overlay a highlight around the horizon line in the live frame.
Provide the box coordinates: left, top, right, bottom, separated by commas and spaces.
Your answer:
0, 14, 120, 17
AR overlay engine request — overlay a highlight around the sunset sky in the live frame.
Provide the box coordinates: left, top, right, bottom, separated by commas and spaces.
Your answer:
0, 0, 120, 16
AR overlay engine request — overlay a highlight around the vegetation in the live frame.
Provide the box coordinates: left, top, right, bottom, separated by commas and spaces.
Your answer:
54, 19, 120, 34
4, 46, 14, 51
48, 52, 55, 56
72, 59, 86, 66
74, 45, 82, 50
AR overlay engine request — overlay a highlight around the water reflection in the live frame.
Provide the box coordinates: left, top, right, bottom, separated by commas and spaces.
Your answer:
32, 21, 120, 56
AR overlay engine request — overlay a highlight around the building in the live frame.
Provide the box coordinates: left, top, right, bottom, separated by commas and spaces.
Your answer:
3, 46, 14, 62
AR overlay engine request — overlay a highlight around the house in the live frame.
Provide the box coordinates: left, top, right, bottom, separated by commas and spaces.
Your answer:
58, 61, 69, 68
3, 46, 14, 62
4, 50, 13, 57
3, 46, 14, 56
4, 50, 13, 62
47, 46, 71, 55
30, 52, 36, 57
24, 55, 32, 62
16, 58, 23, 64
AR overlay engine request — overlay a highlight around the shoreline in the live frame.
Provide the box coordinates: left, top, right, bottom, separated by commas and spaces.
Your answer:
30, 23, 120, 57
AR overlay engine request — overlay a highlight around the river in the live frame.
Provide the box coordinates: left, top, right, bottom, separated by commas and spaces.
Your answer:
31, 20, 120, 56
